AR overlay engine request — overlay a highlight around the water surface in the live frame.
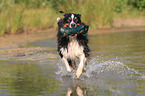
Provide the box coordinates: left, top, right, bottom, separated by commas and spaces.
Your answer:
0, 31, 145, 96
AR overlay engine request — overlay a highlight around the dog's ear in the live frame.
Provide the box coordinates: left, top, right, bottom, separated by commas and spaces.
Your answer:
57, 17, 61, 22
59, 11, 65, 15
77, 14, 81, 18
59, 11, 66, 18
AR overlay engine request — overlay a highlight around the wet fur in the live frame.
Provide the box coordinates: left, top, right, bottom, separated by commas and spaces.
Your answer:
57, 11, 90, 78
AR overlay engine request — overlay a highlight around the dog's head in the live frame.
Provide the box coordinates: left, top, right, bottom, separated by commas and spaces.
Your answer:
57, 11, 82, 28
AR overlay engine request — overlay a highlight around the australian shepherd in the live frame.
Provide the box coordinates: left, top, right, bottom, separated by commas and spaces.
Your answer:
57, 11, 90, 78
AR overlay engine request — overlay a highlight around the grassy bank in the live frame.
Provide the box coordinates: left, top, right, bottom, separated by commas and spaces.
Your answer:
0, 0, 145, 35
0, 5, 57, 35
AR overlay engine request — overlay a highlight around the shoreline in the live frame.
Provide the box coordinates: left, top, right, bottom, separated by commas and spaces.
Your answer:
0, 26, 145, 49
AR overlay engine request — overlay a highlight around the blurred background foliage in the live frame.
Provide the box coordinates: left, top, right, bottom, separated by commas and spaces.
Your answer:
0, 0, 145, 35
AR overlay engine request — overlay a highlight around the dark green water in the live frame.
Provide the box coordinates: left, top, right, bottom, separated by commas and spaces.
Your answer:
0, 31, 145, 96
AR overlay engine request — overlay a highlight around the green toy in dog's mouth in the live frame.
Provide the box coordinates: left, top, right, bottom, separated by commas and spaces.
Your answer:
58, 25, 89, 37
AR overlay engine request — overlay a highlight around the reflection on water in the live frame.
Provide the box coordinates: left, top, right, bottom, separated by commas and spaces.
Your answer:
66, 86, 87, 96
0, 31, 145, 96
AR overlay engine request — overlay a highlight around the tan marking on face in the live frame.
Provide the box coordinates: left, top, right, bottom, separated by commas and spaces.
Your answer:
63, 23, 69, 27
77, 23, 81, 26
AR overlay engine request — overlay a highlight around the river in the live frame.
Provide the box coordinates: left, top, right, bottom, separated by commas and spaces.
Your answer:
0, 31, 145, 96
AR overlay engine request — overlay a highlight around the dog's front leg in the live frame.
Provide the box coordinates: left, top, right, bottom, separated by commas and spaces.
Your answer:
76, 54, 86, 78
62, 57, 72, 72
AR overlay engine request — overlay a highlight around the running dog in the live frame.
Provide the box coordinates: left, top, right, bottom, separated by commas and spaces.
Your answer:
57, 11, 90, 78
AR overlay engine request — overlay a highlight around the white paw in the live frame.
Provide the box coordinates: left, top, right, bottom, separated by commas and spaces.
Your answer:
76, 86, 83, 95
57, 17, 61, 22
67, 67, 72, 72
67, 88, 73, 94
76, 68, 83, 78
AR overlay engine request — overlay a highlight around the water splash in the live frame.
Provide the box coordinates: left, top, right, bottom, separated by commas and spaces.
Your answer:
56, 58, 144, 80
84, 58, 144, 80
56, 58, 145, 95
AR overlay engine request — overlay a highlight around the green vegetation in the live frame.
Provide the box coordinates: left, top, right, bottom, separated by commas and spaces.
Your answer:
0, 0, 145, 35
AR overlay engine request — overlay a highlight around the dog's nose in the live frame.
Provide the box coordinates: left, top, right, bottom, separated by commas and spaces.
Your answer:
71, 23, 76, 28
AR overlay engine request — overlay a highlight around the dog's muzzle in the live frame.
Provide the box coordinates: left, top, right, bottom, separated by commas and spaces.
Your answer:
70, 23, 76, 28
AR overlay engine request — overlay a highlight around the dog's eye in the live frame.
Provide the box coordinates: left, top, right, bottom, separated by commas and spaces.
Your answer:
67, 18, 72, 22
74, 19, 78, 22
74, 17, 78, 22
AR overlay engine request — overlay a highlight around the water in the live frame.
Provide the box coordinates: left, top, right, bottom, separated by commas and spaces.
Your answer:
0, 31, 145, 96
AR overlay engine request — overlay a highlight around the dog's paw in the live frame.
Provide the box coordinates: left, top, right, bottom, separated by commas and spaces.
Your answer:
57, 17, 61, 22
76, 68, 83, 78
67, 88, 73, 94
67, 67, 72, 72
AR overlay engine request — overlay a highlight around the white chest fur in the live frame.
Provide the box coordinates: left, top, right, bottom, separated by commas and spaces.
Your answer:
60, 36, 84, 59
